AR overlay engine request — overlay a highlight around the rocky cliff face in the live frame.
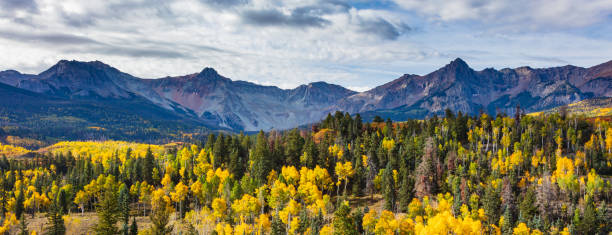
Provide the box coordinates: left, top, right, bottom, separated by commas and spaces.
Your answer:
0, 58, 610, 131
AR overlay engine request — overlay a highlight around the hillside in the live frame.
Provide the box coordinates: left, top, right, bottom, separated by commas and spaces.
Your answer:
0, 112, 609, 234
0, 82, 207, 145
529, 97, 612, 117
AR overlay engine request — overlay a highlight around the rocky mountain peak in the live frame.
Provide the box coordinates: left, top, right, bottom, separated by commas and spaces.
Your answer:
449, 57, 468, 67
44, 60, 115, 75
431, 57, 476, 84
444, 57, 471, 73
198, 67, 220, 78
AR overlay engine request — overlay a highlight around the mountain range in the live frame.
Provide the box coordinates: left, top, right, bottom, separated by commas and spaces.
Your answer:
1, 58, 611, 133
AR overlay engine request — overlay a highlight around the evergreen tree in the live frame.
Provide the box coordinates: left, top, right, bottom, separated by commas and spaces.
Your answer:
579, 198, 598, 234
228, 139, 246, 180
15, 187, 25, 219
18, 214, 28, 235
252, 131, 271, 184
285, 129, 304, 167
118, 186, 130, 235
56, 189, 69, 214
45, 203, 65, 235
483, 184, 501, 226
501, 205, 514, 235
398, 167, 414, 212
333, 203, 358, 235
383, 163, 396, 211
270, 213, 285, 235
519, 188, 537, 222
213, 134, 226, 166
129, 218, 138, 235
94, 190, 119, 235
149, 200, 173, 235
596, 202, 607, 234
143, 147, 155, 185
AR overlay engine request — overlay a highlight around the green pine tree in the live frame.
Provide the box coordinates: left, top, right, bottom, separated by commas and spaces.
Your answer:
144, 147, 155, 185
382, 163, 396, 211
252, 131, 271, 184
45, 203, 65, 235
519, 188, 537, 223
129, 218, 138, 235
18, 214, 28, 235
333, 203, 358, 235
580, 198, 598, 234
270, 213, 286, 235
149, 200, 173, 235
118, 185, 131, 234
94, 190, 120, 235
15, 187, 25, 219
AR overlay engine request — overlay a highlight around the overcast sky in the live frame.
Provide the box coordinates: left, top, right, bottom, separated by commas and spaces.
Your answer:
1, 0, 611, 91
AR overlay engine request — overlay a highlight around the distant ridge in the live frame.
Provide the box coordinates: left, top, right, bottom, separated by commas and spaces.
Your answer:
1, 58, 611, 131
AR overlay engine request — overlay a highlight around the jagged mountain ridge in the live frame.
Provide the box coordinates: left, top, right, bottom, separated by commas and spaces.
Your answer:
0, 58, 611, 131
144, 68, 356, 130
332, 58, 612, 118
0, 60, 356, 131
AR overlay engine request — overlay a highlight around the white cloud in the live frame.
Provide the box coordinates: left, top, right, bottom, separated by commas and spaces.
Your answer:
392, 0, 612, 30
0, 0, 610, 91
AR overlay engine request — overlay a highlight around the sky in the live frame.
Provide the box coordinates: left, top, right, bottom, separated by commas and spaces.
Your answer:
1, 0, 611, 91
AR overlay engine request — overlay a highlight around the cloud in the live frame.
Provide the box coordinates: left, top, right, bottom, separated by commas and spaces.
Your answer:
0, 31, 196, 59
239, 1, 353, 28
392, 0, 612, 29
241, 8, 331, 28
0, 30, 100, 45
73, 45, 190, 59
521, 54, 570, 64
0, 0, 38, 12
200, 0, 249, 8
61, 12, 97, 28
0, 0, 610, 92
358, 18, 411, 40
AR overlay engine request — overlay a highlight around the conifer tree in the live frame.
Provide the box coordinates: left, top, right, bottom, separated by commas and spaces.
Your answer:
18, 214, 28, 235
129, 218, 138, 235
94, 190, 119, 235
383, 163, 396, 211
149, 198, 173, 235
118, 186, 130, 235
143, 147, 155, 185
285, 129, 304, 167
15, 187, 25, 219
45, 203, 65, 235
333, 203, 358, 235
252, 131, 271, 184
270, 213, 285, 235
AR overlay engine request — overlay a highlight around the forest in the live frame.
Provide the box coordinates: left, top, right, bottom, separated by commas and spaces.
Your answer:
0, 110, 610, 235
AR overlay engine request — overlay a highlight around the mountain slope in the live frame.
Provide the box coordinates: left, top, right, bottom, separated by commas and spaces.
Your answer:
528, 97, 612, 117
1, 58, 611, 132
0, 82, 207, 143
146, 68, 356, 130
334, 58, 612, 119
1, 61, 356, 131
